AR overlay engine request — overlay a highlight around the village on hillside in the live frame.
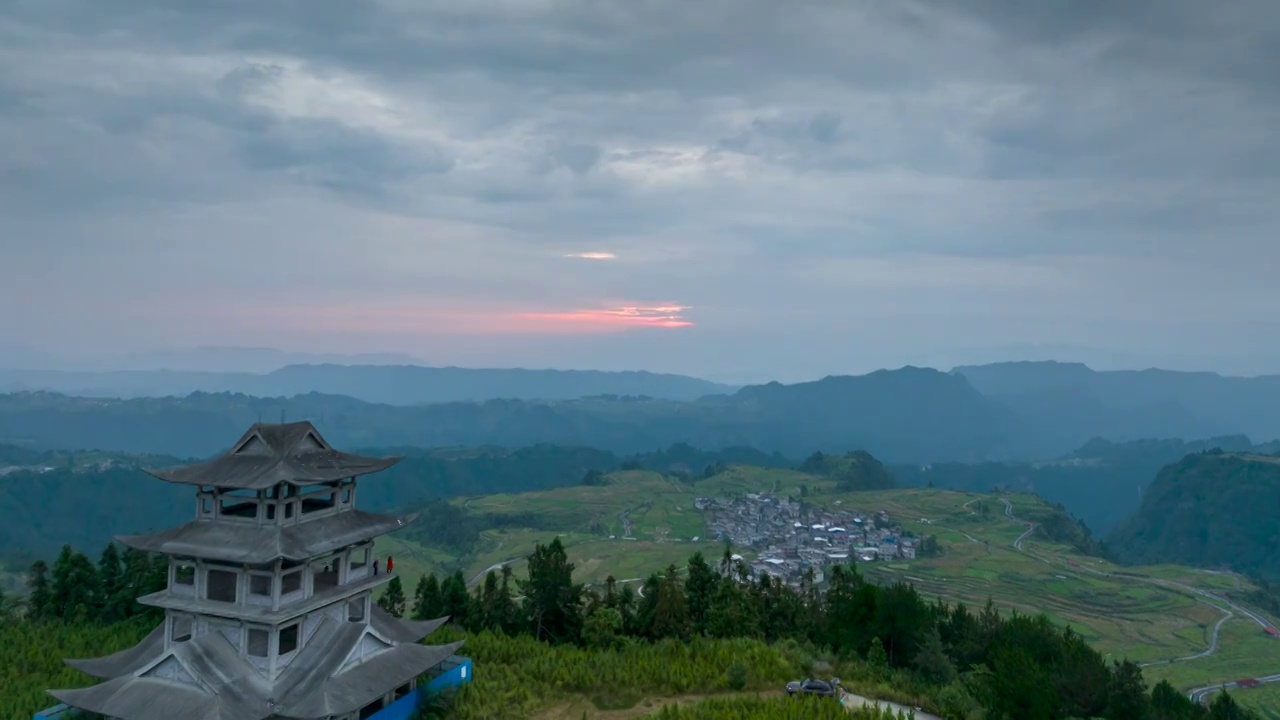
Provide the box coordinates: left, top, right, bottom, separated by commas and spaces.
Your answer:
696, 492, 933, 587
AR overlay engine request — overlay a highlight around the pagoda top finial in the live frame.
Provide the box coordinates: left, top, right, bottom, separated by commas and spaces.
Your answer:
142, 420, 400, 491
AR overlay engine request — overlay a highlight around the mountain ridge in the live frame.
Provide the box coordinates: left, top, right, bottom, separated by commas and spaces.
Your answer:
1107, 450, 1280, 583
0, 363, 735, 405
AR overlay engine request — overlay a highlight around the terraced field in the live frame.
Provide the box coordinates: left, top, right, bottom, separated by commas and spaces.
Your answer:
377, 466, 1280, 710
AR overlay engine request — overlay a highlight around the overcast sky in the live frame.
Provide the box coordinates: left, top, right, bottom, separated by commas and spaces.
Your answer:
2, 1, 1278, 383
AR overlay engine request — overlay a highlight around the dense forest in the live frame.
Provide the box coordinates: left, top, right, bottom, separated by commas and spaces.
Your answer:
401, 539, 1256, 720
3, 537, 1260, 720
1107, 450, 1280, 582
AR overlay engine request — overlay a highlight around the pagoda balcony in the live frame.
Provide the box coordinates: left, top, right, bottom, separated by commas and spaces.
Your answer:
118, 509, 415, 566
141, 566, 393, 625
158, 541, 386, 618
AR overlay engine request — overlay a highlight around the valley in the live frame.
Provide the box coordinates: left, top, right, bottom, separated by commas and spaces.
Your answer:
380, 465, 1280, 713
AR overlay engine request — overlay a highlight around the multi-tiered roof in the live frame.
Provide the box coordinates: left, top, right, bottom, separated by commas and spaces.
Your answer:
48, 421, 463, 720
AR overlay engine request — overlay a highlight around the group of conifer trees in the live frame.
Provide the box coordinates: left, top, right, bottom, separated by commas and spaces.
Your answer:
16, 543, 167, 625
391, 538, 1258, 720
0, 537, 1264, 720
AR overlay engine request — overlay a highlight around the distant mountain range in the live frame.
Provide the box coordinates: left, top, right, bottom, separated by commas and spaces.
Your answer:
892, 435, 1277, 535
953, 361, 1280, 458
1, 360, 1278, 464
0, 344, 430, 374
0, 363, 735, 404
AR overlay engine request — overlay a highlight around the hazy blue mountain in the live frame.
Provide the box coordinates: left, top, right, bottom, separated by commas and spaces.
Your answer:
952, 361, 1280, 455
0, 367, 1005, 461
4, 361, 1279, 465
0, 363, 735, 404
892, 434, 1259, 535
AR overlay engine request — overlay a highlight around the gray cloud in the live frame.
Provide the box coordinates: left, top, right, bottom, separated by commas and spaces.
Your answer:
1, 0, 1278, 378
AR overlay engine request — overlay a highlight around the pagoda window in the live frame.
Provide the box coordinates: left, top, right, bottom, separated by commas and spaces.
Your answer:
347, 595, 367, 622
348, 546, 370, 580
284, 501, 296, 519
219, 489, 261, 520
249, 573, 273, 598
281, 568, 303, 596
301, 487, 338, 515
205, 568, 239, 603
170, 614, 193, 643
198, 495, 214, 518
313, 559, 339, 594
172, 561, 196, 588
278, 623, 300, 655
247, 627, 269, 657
265, 502, 278, 521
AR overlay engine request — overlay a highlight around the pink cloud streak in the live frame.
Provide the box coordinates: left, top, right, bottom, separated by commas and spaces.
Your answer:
513, 305, 694, 330
203, 301, 694, 335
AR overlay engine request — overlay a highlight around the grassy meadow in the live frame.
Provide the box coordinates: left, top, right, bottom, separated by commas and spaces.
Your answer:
371, 465, 1280, 707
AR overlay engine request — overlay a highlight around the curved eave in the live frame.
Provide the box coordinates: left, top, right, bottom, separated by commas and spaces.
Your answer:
115, 510, 417, 564
65, 622, 165, 679
143, 453, 401, 490
50, 677, 218, 720
370, 605, 450, 643
277, 640, 467, 718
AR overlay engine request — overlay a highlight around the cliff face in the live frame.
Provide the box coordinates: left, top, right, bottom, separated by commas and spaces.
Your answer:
1107, 450, 1280, 581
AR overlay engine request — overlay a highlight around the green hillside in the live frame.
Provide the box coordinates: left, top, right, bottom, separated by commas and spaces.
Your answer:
385, 464, 1280, 713
1108, 450, 1280, 583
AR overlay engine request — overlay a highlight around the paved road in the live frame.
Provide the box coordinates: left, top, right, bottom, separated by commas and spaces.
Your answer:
999, 498, 1036, 551
467, 560, 520, 588
1141, 610, 1234, 668
1189, 673, 1280, 704
997, 497, 1279, 699
840, 690, 941, 719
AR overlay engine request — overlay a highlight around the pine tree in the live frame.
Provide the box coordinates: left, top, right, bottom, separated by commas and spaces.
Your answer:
49, 545, 98, 622
912, 626, 955, 684
0, 588, 16, 622
1105, 659, 1149, 720
865, 636, 889, 680
413, 573, 442, 621
97, 543, 127, 624
684, 553, 717, 636
441, 570, 471, 627
26, 560, 52, 621
498, 564, 520, 635
649, 565, 691, 640
378, 576, 407, 618
474, 570, 502, 631
1209, 692, 1251, 720
518, 538, 583, 644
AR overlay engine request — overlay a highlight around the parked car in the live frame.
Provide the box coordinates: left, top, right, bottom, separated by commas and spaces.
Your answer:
785, 677, 841, 698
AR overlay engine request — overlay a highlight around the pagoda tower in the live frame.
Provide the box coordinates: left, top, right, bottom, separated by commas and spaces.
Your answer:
45, 421, 468, 720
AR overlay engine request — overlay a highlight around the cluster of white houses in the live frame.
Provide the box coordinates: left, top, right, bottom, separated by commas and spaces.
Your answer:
699, 493, 918, 587
37, 422, 471, 720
